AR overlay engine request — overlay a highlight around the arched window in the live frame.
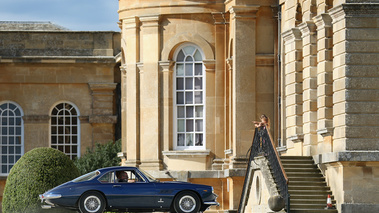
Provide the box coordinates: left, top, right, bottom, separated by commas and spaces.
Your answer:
50, 102, 80, 159
174, 44, 205, 150
0, 102, 24, 175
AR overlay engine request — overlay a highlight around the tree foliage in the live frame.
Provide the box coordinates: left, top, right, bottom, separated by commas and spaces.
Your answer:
74, 139, 121, 175
2, 147, 79, 213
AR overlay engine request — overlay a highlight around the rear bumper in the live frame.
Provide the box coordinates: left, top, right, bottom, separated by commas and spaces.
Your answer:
204, 201, 220, 206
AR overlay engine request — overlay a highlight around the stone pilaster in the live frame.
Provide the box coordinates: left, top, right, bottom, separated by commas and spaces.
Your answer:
330, 4, 379, 152
123, 17, 140, 167
159, 60, 174, 153
314, 14, 333, 153
282, 28, 303, 154
229, 5, 259, 168
299, 22, 318, 156
139, 15, 162, 170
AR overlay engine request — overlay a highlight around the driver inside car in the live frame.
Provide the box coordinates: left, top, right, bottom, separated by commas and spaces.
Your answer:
116, 171, 128, 183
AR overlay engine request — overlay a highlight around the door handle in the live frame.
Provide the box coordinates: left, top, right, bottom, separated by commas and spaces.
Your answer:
113, 185, 121, 188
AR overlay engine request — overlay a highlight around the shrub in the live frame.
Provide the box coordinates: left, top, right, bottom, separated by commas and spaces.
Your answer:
74, 139, 121, 175
2, 147, 79, 213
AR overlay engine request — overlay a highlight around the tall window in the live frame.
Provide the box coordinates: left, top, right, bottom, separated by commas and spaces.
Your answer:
174, 45, 205, 150
0, 102, 24, 175
51, 102, 80, 159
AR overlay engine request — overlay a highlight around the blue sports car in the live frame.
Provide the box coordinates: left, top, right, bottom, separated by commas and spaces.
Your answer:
39, 166, 219, 213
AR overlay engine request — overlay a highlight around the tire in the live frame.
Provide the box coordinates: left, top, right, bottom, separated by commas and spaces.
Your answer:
173, 191, 201, 213
78, 191, 106, 213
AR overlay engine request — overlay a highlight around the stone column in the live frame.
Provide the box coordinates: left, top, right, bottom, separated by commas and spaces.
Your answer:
229, 5, 259, 168
123, 17, 140, 167
282, 28, 303, 155
314, 14, 333, 153
299, 22, 318, 155
88, 83, 117, 143
139, 15, 162, 170
159, 60, 174, 153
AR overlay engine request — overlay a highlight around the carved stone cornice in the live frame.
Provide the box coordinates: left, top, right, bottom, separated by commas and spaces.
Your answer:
330, 3, 379, 24
23, 115, 50, 123
159, 60, 175, 72
282, 28, 302, 44
229, 5, 260, 20
88, 83, 117, 95
122, 17, 140, 30
139, 15, 160, 28
313, 13, 332, 30
212, 12, 228, 25
299, 21, 317, 38
120, 65, 127, 75
136, 62, 144, 74
203, 59, 216, 72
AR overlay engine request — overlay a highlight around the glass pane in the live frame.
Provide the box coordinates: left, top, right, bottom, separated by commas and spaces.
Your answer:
9, 118, 14, 125
177, 92, 184, 104
195, 134, 203, 146
2, 147, 7, 154
9, 128, 14, 135
195, 120, 203, 132
51, 117, 57, 125
194, 50, 202, 61
185, 56, 193, 62
195, 77, 202, 90
177, 120, 185, 132
185, 64, 193, 76
72, 146, 77, 154
2, 137, 7, 144
2, 166, 7, 173
0, 104, 6, 111
185, 78, 193, 90
177, 134, 185, 146
52, 107, 58, 115
177, 50, 185, 62
71, 107, 77, 116
72, 127, 77, 135
9, 137, 14, 145
58, 146, 64, 152
58, 117, 64, 125
15, 108, 21, 116
177, 78, 184, 90
1, 118, 6, 125
51, 136, 57, 144
9, 104, 16, 111
1, 127, 7, 135
16, 155, 21, 161
65, 117, 71, 125
51, 126, 57, 134
183, 46, 196, 55
65, 146, 71, 153
176, 64, 184, 76
195, 64, 202, 75
16, 127, 21, 135
9, 156, 14, 164
16, 118, 21, 125
2, 156, 7, 163
58, 136, 64, 144
58, 126, 63, 134
186, 134, 193, 146
185, 92, 193, 104
72, 136, 78, 144
186, 106, 194, 118
177, 107, 185, 118
195, 106, 203, 118
16, 136, 21, 144
16, 146, 21, 154
195, 91, 203, 104
186, 120, 193, 132
72, 118, 78, 125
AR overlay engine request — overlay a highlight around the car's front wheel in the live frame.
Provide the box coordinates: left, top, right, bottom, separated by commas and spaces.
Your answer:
78, 191, 106, 213
173, 191, 201, 213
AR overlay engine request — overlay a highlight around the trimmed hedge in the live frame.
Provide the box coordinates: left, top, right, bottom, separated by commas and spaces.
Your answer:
74, 139, 121, 175
2, 147, 79, 213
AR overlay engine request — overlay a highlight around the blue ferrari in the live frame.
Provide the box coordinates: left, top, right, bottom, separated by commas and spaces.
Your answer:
39, 166, 219, 213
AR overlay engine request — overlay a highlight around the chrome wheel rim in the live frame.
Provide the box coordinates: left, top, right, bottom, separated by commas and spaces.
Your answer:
179, 195, 196, 212
84, 195, 101, 213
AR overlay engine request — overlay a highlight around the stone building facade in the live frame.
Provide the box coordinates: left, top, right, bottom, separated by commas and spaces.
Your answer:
118, 0, 379, 212
0, 22, 121, 203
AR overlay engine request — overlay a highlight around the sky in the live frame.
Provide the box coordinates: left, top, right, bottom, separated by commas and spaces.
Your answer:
0, 0, 120, 31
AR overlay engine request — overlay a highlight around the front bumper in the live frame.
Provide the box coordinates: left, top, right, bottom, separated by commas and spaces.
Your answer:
39, 194, 62, 209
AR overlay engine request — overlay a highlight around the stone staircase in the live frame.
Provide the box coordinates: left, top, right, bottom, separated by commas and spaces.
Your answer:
280, 156, 338, 213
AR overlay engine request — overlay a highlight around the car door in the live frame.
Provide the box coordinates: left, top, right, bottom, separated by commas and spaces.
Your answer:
99, 170, 158, 209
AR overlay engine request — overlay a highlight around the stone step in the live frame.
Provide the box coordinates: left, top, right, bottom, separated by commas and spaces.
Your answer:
291, 199, 336, 205
284, 168, 322, 173
281, 159, 315, 165
283, 164, 318, 169
290, 209, 338, 213
288, 185, 330, 191
289, 190, 333, 196
289, 181, 328, 186
290, 194, 335, 200
280, 156, 313, 160
286, 172, 323, 178
291, 203, 335, 209
287, 177, 326, 182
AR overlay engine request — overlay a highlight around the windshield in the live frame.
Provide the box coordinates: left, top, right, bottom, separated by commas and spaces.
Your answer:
72, 171, 100, 183
139, 169, 158, 182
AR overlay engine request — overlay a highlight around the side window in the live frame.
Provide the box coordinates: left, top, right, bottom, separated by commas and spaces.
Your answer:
98, 171, 115, 183
114, 170, 145, 183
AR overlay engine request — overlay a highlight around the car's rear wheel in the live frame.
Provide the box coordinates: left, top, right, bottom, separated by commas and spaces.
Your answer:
173, 191, 201, 213
78, 191, 106, 213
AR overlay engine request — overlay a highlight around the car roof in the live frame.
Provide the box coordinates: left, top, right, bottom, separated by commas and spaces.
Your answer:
97, 166, 138, 173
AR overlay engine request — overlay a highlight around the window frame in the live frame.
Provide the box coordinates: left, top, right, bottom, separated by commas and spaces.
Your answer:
173, 43, 206, 151
0, 101, 24, 176
49, 101, 81, 159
